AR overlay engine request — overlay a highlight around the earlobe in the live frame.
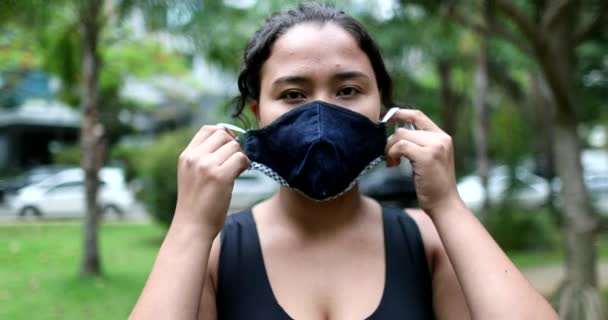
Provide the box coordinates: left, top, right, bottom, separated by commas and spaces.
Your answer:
250, 100, 260, 120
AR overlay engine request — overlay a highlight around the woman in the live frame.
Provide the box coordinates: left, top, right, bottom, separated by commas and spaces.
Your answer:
131, 3, 557, 319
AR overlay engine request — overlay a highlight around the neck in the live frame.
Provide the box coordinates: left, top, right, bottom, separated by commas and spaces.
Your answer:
268, 184, 367, 234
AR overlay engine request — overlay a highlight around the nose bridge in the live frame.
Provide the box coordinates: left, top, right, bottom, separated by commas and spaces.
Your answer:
309, 85, 334, 105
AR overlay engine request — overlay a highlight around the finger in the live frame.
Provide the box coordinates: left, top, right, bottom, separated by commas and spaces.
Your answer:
208, 140, 243, 166
389, 128, 446, 148
387, 129, 422, 152
388, 109, 443, 133
220, 151, 250, 180
187, 125, 223, 149
196, 129, 235, 155
386, 138, 425, 164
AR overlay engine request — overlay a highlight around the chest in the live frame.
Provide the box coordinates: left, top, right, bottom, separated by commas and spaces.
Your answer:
258, 225, 386, 319
216, 210, 435, 320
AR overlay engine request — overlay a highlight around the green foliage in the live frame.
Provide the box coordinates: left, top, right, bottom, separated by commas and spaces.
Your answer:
577, 41, 608, 125
41, 19, 80, 105
489, 102, 532, 164
108, 143, 145, 182
485, 204, 558, 252
101, 39, 189, 87
135, 129, 192, 226
0, 27, 44, 71
184, 0, 314, 71
52, 145, 81, 166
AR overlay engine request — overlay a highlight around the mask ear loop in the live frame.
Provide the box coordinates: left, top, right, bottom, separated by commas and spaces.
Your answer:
217, 123, 252, 175
217, 123, 247, 134
217, 123, 247, 144
381, 107, 400, 123
381, 107, 417, 130
381, 107, 416, 172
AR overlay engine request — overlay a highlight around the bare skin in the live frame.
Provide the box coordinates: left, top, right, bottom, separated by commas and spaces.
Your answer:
131, 22, 558, 320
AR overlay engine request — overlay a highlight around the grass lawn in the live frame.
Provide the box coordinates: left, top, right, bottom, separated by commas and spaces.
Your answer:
0, 222, 166, 320
508, 234, 608, 269
2, 221, 608, 319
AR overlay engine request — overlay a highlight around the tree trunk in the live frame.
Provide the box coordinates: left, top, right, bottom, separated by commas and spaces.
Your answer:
438, 60, 458, 138
552, 116, 603, 319
438, 60, 465, 172
536, 2, 604, 318
79, 0, 104, 277
473, 31, 490, 218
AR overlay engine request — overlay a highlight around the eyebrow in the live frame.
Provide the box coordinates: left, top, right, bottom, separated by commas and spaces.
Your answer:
271, 71, 371, 88
272, 75, 310, 88
332, 71, 370, 82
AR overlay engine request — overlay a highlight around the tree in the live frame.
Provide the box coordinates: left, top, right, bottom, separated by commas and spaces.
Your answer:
0, 0, 106, 275
0, 0, 196, 276
442, 1, 608, 318
2, 0, 108, 276
78, 0, 104, 276
472, 2, 491, 217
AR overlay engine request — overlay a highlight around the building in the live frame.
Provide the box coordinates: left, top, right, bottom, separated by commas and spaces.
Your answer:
0, 99, 79, 171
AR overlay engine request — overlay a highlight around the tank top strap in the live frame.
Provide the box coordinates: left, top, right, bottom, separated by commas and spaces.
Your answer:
216, 210, 288, 319
368, 206, 435, 319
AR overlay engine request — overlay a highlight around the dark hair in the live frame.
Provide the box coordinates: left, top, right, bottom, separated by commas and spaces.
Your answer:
231, 2, 395, 119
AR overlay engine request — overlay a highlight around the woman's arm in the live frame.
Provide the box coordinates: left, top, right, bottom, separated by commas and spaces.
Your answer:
430, 198, 555, 319
129, 223, 215, 319
386, 109, 557, 319
129, 126, 249, 319
408, 209, 471, 320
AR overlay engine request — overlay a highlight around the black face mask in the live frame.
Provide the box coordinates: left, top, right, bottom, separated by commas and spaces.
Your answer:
220, 101, 398, 201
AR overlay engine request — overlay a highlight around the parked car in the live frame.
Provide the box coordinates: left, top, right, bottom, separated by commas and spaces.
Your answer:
0, 165, 68, 205
359, 161, 417, 208
457, 165, 551, 211
228, 169, 279, 213
7, 167, 135, 217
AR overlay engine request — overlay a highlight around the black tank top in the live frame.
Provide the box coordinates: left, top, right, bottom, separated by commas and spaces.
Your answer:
216, 206, 435, 319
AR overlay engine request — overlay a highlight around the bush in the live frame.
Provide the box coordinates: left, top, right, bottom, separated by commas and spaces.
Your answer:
52, 144, 81, 166
136, 129, 192, 226
109, 143, 146, 182
484, 204, 559, 252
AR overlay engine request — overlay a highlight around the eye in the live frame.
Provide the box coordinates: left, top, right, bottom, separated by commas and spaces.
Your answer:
337, 86, 360, 97
280, 90, 306, 102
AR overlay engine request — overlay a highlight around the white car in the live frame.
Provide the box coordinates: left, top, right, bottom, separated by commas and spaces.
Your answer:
228, 170, 279, 213
457, 165, 551, 211
8, 167, 135, 217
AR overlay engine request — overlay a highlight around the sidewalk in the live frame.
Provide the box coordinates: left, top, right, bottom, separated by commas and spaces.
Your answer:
523, 261, 608, 295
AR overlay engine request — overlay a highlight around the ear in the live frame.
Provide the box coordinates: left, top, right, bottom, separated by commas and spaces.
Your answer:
250, 100, 260, 121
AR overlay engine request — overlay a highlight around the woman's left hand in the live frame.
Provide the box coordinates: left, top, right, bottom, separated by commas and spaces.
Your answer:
385, 109, 463, 216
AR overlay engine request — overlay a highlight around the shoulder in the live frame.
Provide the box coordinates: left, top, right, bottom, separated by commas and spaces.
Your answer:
403, 208, 442, 273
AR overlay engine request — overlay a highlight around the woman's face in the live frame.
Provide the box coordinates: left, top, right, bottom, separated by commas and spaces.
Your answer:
257, 22, 382, 126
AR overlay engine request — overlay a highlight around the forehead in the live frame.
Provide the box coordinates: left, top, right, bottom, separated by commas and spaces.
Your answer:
261, 22, 375, 82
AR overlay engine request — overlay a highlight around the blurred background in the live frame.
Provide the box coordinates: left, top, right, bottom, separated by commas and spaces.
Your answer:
0, 0, 606, 319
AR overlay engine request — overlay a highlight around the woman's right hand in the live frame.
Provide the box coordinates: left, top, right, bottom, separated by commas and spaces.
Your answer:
173, 125, 250, 240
